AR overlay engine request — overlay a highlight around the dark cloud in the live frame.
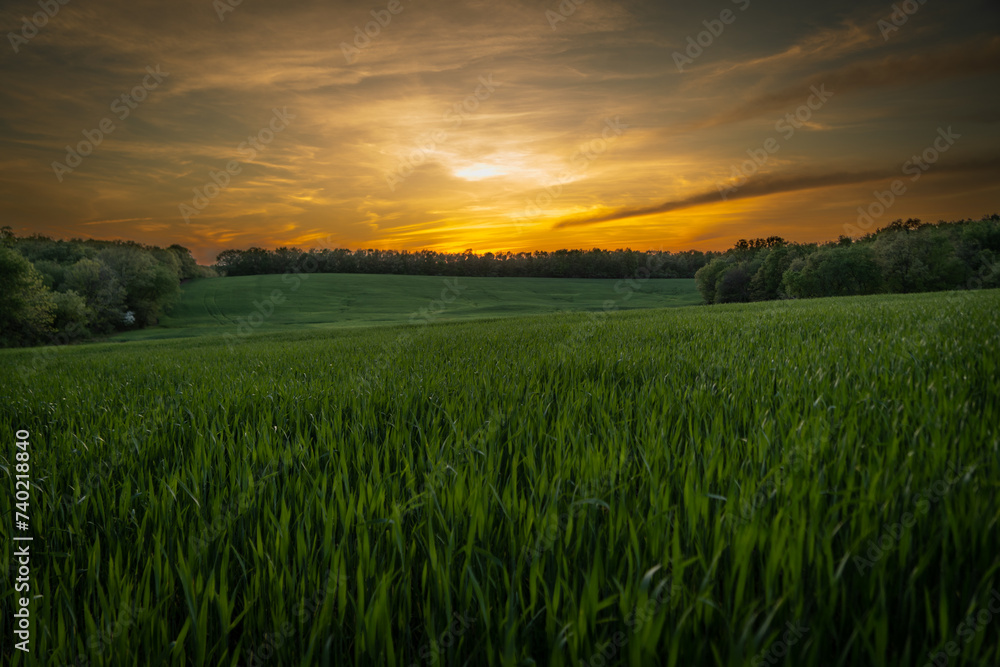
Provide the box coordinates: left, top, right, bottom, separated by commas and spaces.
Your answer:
699, 37, 1000, 128
554, 155, 1000, 229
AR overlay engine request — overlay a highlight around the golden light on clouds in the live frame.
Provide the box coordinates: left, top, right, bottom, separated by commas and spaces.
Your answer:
453, 164, 509, 181
0, 0, 998, 262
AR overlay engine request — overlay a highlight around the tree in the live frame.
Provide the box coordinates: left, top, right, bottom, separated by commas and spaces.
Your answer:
33, 259, 67, 291
878, 218, 924, 234
750, 246, 800, 300
65, 258, 127, 333
694, 258, 730, 304
0, 246, 55, 346
781, 257, 818, 298
167, 244, 200, 280
129, 263, 181, 325
874, 228, 964, 293
97, 247, 180, 325
715, 264, 753, 303
782, 246, 883, 298
51, 290, 92, 339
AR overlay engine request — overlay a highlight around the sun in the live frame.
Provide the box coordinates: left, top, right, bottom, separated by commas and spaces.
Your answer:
453, 163, 508, 181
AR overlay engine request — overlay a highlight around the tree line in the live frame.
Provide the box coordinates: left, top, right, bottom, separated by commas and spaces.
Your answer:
694, 216, 1000, 304
215, 247, 717, 280
3, 215, 998, 348
0, 228, 213, 347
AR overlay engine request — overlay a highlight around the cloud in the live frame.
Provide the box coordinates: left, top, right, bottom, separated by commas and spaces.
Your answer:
553, 155, 1000, 229
703, 20, 877, 81
2, 0, 999, 259
699, 37, 1000, 128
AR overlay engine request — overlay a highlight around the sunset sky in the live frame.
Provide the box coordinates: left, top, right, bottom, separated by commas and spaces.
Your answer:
1, 0, 999, 264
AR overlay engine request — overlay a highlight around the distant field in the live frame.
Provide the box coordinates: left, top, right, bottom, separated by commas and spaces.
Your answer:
2, 290, 998, 666
115, 274, 702, 341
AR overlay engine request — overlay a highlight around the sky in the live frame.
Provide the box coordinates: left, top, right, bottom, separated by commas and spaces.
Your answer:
1, 0, 999, 264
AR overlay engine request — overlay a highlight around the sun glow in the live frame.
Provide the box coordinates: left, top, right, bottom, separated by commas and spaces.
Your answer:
453, 164, 508, 181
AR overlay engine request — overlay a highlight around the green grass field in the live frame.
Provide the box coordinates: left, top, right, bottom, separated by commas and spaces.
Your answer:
115, 274, 702, 341
2, 289, 999, 666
